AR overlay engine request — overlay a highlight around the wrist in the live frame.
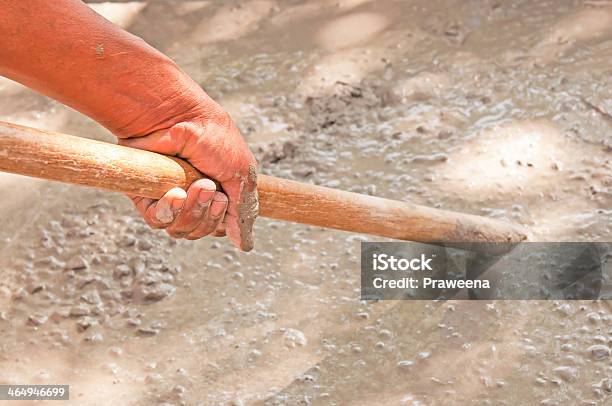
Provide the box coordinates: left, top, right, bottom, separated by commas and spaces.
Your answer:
109, 58, 223, 139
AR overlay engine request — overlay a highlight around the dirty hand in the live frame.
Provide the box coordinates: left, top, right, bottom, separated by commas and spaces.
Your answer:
0, 0, 258, 250
119, 111, 259, 252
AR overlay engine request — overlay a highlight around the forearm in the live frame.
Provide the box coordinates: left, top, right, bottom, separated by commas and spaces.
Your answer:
0, 0, 219, 137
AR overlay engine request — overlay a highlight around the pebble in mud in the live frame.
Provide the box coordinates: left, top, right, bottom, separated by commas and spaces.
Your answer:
593, 378, 612, 396
129, 258, 146, 274
76, 317, 97, 332
126, 318, 142, 327
137, 325, 161, 337
69, 305, 90, 317
586, 312, 600, 323
27, 313, 48, 326
586, 344, 610, 360
397, 360, 415, 369
139, 320, 163, 336
113, 264, 131, 279
418, 351, 431, 360
9, 204, 184, 339
145, 373, 163, 384
120, 234, 136, 247
248, 349, 262, 361
35, 256, 64, 270
283, 328, 308, 348
65, 256, 88, 271
81, 289, 102, 305
378, 329, 393, 339
108, 347, 123, 357
12, 287, 27, 301
138, 239, 154, 251
552, 366, 578, 382
84, 332, 104, 343
142, 283, 176, 302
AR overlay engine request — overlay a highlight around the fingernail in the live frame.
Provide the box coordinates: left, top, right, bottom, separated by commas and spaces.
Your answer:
156, 205, 174, 224
198, 189, 215, 205
193, 179, 216, 205
171, 197, 183, 216
155, 188, 185, 224
210, 196, 227, 216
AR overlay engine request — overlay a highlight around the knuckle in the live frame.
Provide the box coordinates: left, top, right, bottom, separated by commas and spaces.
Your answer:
144, 217, 164, 229
152, 217, 172, 228
214, 110, 234, 129
190, 205, 208, 218
207, 212, 225, 223
198, 221, 217, 236
170, 224, 194, 236
131, 196, 146, 205
166, 229, 186, 239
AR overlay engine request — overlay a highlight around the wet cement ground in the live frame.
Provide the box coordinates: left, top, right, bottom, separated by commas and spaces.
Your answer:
0, 0, 611, 405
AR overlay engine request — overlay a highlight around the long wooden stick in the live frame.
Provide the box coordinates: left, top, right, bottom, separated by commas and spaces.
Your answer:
0, 121, 528, 244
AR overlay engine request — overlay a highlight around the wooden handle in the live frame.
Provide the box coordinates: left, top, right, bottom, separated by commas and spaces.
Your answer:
0, 121, 528, 245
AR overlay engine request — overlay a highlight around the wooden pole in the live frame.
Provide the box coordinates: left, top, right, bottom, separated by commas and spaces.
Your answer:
0, 121, 528, 245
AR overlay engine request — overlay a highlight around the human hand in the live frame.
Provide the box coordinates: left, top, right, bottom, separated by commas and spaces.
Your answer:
119, 110, 258, 251
0, 0, 258, 249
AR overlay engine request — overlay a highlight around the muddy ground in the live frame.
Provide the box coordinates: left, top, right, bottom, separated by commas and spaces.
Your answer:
0, 0, 611, 405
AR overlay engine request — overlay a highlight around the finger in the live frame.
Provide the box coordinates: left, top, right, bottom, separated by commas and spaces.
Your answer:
140, 188, 186, 229
223, 164, 258, 251
130, 196, 159, 226
165, 179, 216, 238
185, 192, 228, 240
130, 195, 169, 229
212, 221, 227, 237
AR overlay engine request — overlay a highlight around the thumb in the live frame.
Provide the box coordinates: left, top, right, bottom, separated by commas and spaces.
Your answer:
117, 129, 184, 156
